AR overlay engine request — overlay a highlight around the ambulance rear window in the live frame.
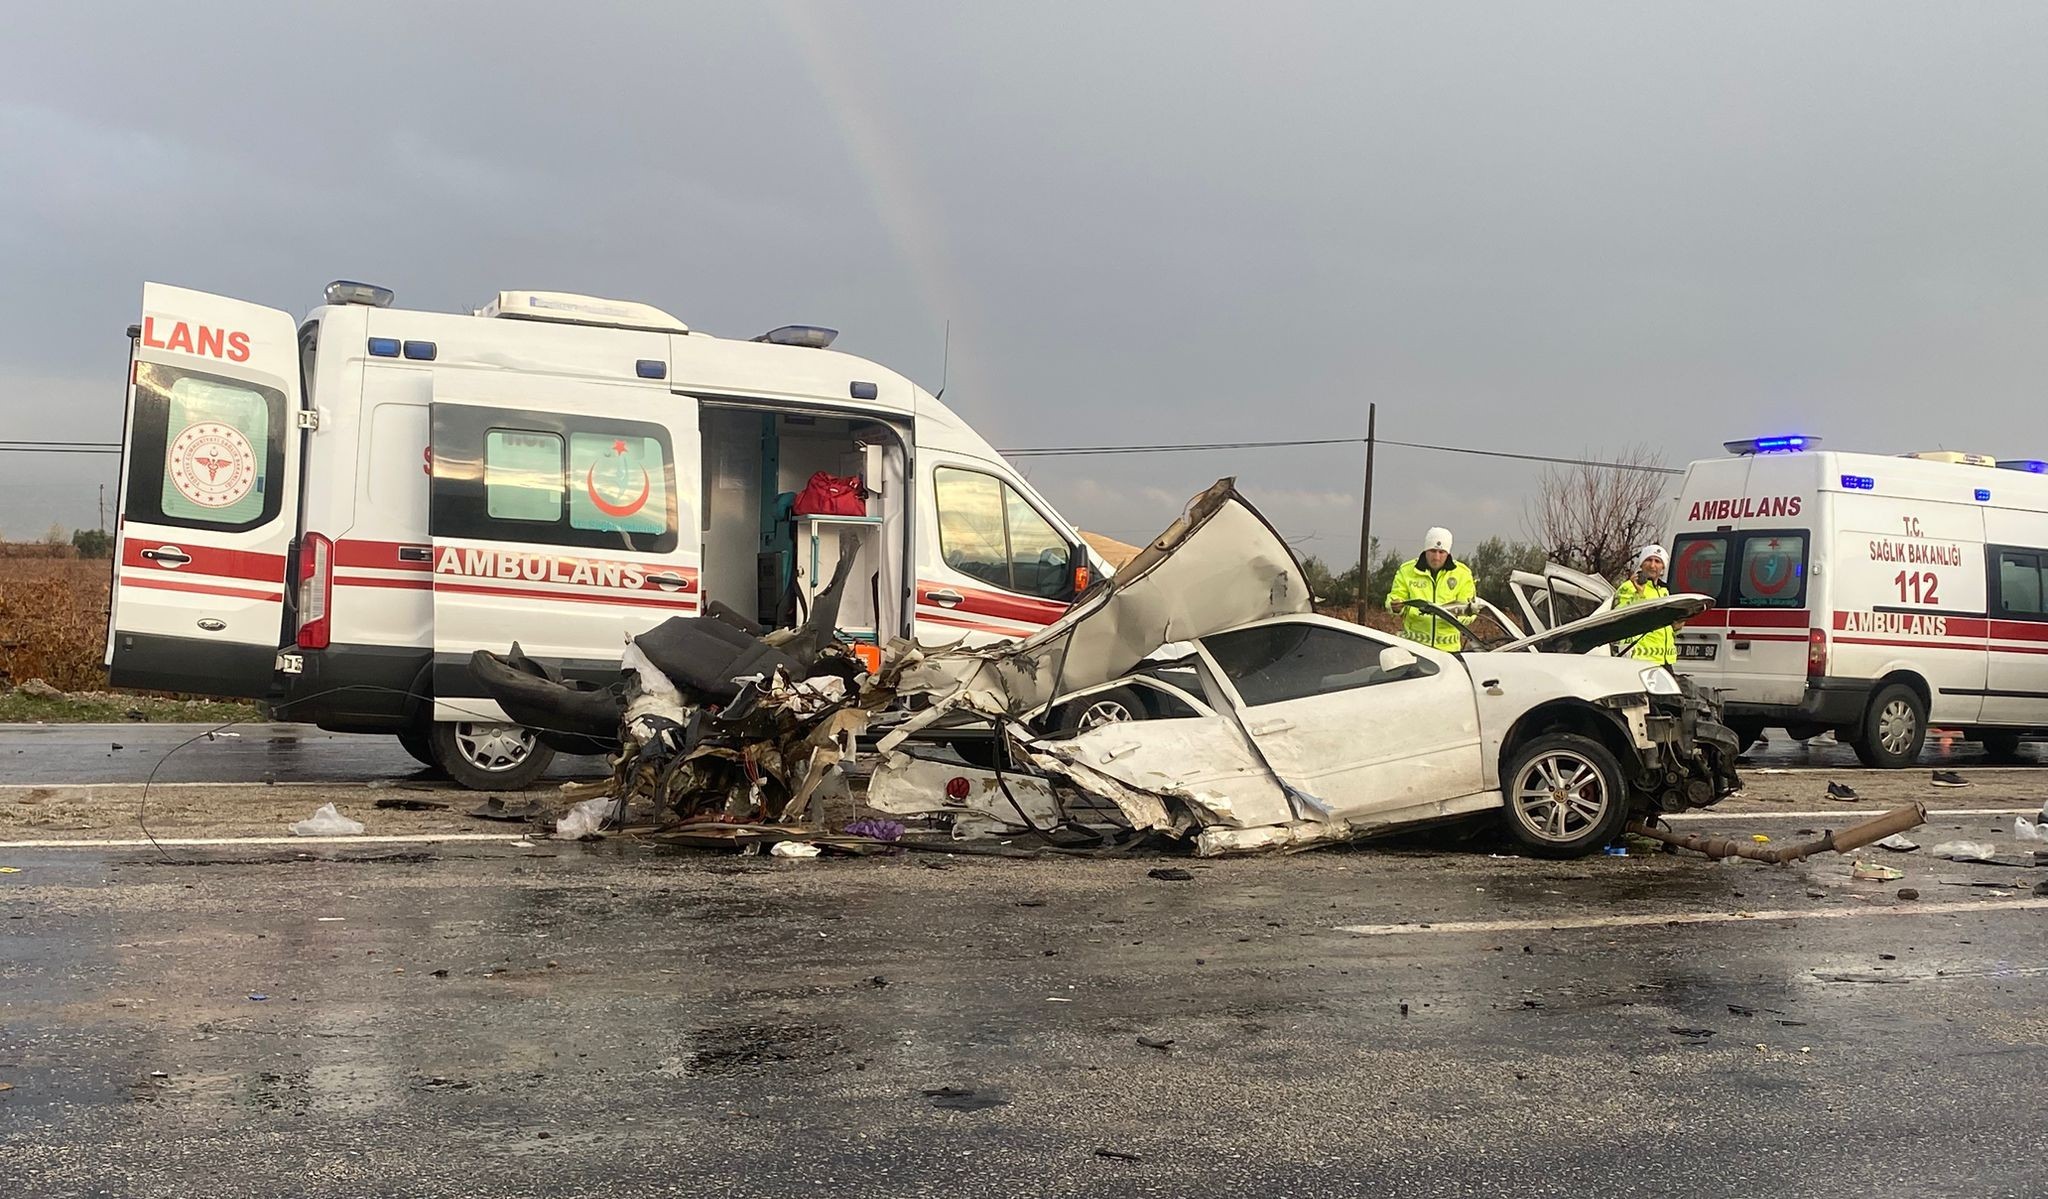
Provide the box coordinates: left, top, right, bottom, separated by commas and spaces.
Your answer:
1736, 533, 1806, 608
124, 362, 285, 533
1672, 535, 1728, 597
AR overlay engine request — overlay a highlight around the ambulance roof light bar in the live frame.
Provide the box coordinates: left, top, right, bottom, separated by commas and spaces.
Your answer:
752, 325, 838, 349
1724, 435, 1820, 456
1998, 459, 2048, 473
325, 280, 395, 308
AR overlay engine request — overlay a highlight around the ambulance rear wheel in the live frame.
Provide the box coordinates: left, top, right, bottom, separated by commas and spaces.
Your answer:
396, 727, 436, 768
1852, 684, 1926, 769
429, 721, 555, 791
1981, 732, 2024, 761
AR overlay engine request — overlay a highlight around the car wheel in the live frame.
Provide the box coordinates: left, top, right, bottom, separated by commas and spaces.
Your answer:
1852, 684, 1926, 769
1056, 687, 1145, 737
396, 726, 437, 768
1982, 732, 2024, 761
429, 720, 555, 791
1501, 732, 1632, 858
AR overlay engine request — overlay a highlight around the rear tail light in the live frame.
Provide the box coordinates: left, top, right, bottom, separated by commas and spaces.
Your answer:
296, 532, 333, 650
1807, 628, 1827, 679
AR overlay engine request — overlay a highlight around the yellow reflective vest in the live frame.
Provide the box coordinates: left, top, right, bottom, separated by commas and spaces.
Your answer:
1385, 557, 1477, 651
1613, 576, 1676, 665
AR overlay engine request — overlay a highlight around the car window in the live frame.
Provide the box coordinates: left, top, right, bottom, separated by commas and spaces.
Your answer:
485, 430, 564, 521
1202, 622, 1437, 707
125, 363, 286, 533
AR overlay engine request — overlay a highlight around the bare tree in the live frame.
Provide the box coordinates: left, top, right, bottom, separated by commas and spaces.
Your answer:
1527, 444, 1671, 582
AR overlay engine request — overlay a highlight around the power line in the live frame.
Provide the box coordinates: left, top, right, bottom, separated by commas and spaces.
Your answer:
0, 440, 120, 448
0, 445, 121, 454
999, 435, 1679, 475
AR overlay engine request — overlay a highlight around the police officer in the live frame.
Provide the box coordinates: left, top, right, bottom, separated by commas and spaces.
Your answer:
1385, 527, 1477, 652
1614, 543, 1677, 666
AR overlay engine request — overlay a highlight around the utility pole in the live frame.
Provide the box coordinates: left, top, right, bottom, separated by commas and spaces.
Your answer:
98, 483, 106, 534
1358, 403, 1376, 598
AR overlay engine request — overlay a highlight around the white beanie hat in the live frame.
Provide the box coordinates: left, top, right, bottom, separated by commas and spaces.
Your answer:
1637, 544, 1668, 567
1424, 527, 1453, 554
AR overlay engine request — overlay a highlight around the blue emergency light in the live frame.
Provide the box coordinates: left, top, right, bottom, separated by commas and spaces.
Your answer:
1976, 488, 1993, 502
1840, 474, 1875, 490
1998, 459, 2047, 473
1726, 435, 1820, 455
367, 337, 400, 358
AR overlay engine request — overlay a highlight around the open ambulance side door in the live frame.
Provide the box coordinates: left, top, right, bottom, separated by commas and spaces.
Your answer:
107, 285, 306, 697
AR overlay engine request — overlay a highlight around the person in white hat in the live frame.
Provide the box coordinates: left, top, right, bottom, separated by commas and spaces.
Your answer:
1385, 526, 1477, 651
1614, 544, 1677, 665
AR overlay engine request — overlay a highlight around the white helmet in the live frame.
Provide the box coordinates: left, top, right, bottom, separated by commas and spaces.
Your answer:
1424, 527, 1453, 554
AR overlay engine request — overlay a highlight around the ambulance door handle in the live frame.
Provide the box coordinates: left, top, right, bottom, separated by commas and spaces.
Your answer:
1732, 640, 1752, 650
649, 573, 688, 591
141, 547, 190, 567
398, 546, 432, 563
925, 589, 963, 608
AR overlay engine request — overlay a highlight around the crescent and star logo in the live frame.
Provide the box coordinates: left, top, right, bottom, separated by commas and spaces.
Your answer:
584, 438, 652, 518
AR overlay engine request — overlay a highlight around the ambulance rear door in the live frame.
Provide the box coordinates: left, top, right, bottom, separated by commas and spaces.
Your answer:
427, 379, 701, 721
107, 285, 306, 697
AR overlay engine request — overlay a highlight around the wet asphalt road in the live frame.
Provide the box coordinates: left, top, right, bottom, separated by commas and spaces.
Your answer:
1, 722, 2041, 786
0, 723, 606, 785
5, 838, 2047, 1197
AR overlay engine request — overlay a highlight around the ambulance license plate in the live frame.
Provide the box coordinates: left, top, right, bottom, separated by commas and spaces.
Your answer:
1677, 643, 1717, 662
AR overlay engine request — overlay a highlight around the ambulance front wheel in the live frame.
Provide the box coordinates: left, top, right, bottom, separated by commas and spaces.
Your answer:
429, 721, 555, 791
1851, 684, 1926, 769
396, 726, 436, 768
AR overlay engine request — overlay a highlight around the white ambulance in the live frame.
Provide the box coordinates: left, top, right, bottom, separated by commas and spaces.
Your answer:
107, 281, 1097, 787
1665, 436, 2048, 767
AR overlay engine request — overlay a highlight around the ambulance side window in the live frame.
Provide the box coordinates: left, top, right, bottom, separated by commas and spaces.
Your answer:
124, 363, 286, 533
1995, 551, 2046, 619
431, 404, 679, 553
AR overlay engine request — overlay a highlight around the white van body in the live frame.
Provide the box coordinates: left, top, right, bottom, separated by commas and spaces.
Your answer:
1664, 443, 2048, 766
106, 283, 1093, 783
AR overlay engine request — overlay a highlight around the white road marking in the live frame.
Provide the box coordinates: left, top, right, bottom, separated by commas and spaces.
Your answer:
1338, 897, 2048, 937
0, 833, 526, 849
1666, 807, 2036, 822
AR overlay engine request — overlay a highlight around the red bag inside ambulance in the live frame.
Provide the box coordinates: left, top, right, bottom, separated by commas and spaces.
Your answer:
793, 472, 866, 517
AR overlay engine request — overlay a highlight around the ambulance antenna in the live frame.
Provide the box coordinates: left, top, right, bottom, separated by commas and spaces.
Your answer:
935, 319, 951, 401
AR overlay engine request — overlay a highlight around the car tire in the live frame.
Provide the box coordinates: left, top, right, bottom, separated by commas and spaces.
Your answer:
1729, 722, 1764, 755
1852, 684, 1926, 769
428, 720, 555, 791
1982, 732, 2024, 761
396, 726, 438, 768
1055, 687, 1146, 737
1501, 732, 1633, 858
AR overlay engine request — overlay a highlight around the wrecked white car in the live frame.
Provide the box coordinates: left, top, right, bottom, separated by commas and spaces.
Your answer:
876, 480, 1739, 857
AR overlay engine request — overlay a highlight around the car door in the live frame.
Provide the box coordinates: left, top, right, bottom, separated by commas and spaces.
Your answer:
917, 455, 1083, 643
1198, 617, 1485, 819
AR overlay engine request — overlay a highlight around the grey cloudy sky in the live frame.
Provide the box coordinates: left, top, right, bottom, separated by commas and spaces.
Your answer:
5, 2, 2046, 561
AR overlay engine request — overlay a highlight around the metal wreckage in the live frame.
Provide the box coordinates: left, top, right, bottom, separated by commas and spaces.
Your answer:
472, 480, 1748, 858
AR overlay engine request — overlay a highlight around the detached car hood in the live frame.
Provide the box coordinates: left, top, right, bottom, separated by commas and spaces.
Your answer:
1493, 594, 1712, 655
889, 478, 1310, 717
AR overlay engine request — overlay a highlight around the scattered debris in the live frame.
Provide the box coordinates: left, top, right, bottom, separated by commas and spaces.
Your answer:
1930, 770, 1971, 789
1825, 781, 1859, 802
1668, 1026, 1716, 1039
923, 1086, 1007, 1111
1928, 841, 1996, 862
1897, 887, 1919, 901
2016, 816, 2046, 843
288, 804, 364, 837
1147, 867, 1195, 882
467, 797, 542, 823
1873, 834, 1919, 853
554, 796, 614, 840
1726, 1004, 1756, 1017
1852, 861, 1904, 882
2033, 879, 2048, 897
0, 866, 19, 874
1136, 1036, 1175, 1053
1750, 834, 1771, 844
769, 841, 822, 859
373, 796, 451, 812
248, 993, 269, 1001
17, 679, 62, 699
1095, 1149, 1144, 1163
842, 818, 904, 842
1628, 804, 1926, 865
